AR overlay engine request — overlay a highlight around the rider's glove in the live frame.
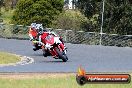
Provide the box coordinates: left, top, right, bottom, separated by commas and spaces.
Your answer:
29, 34, 34, 41
30, 36, 36, 41
30, 38, 33, 41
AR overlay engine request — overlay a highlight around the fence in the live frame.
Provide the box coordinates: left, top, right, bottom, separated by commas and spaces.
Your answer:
54, 29, 132, 47
0, 23, 131, 47
0, 23, 29, 39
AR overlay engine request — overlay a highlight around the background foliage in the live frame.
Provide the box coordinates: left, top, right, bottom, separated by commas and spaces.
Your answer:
11, 0, 64, 27
77, 0, 132, 35
0, 0, 132, 35
52, 10, 89, 31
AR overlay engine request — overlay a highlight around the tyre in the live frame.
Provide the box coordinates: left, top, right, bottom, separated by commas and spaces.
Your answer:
55, 47, 68, 62
76, 75, 87, 85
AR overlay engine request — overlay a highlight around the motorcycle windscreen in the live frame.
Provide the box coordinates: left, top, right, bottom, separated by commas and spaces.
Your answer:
45, 35, 54, 45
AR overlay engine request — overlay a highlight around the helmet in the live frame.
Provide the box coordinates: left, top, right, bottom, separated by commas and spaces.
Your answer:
36, 24, 42, 30
31, 23, 36, 29
36, 24, 45, 34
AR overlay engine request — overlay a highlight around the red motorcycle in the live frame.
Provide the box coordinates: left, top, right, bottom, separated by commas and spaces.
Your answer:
36, 31, 68, 62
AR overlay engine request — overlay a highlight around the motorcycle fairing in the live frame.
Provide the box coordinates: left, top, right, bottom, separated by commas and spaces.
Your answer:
45, 35, 54, 45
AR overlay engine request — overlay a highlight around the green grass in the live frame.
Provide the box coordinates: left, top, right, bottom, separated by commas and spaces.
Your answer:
0, 52, 20, 64
0, 75, 131, 88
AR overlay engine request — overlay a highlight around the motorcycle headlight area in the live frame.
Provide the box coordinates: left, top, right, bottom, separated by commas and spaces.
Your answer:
45, 43, 52, 48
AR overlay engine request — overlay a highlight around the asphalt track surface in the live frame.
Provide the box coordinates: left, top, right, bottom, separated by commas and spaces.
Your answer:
0, 38, 132, 72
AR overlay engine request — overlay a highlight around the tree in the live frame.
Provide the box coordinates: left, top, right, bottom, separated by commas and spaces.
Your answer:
77, 0, 100, 32
11, 0, 64, 27
0, 0, 4, 15
103, 0, 132, 34
64, 0, 69, 4
77, 0, 132, 35
77, 0, 100, 18
3, 0, 18, 10
4, 0, 12, 10
52, 10, 99, 32
52, 10, 89, 31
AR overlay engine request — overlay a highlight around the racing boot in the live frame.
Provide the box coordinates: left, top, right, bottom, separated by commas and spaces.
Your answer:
33, 46, 37, 51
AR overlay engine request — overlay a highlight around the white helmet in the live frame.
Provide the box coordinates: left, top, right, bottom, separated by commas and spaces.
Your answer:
31, 23, 36, 29
36, 24, 43, 29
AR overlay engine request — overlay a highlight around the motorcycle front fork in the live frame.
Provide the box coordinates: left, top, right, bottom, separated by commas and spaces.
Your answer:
50, 45, 63, 57
50, 50, 57, 57
42, 43, 65, 57
59, 43, 64, 51
42, 46, 57, 57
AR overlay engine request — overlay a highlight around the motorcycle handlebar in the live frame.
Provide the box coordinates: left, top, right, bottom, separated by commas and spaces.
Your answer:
32, 40, 45, 46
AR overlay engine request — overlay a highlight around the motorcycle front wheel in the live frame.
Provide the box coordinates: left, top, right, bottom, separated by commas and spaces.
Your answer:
55, 47, 68, 62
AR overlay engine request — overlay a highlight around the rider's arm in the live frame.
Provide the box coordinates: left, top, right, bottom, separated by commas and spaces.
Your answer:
29, 34, 34, 41
29, 28, 34, 41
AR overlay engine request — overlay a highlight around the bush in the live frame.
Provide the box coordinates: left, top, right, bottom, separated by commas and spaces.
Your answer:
52, 10, 98, 32
11, 0, 63, 27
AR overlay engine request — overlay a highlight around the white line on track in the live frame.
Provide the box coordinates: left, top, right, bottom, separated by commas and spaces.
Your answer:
0, 55, 34, 67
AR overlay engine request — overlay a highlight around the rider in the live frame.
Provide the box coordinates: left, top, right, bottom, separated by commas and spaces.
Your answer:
29, 22, 50, 51
29, 22, 45, 51
29, 22, 66, 57
35, 23, 65, 47
29, 23, 37, 41
29, 23, 39, 51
